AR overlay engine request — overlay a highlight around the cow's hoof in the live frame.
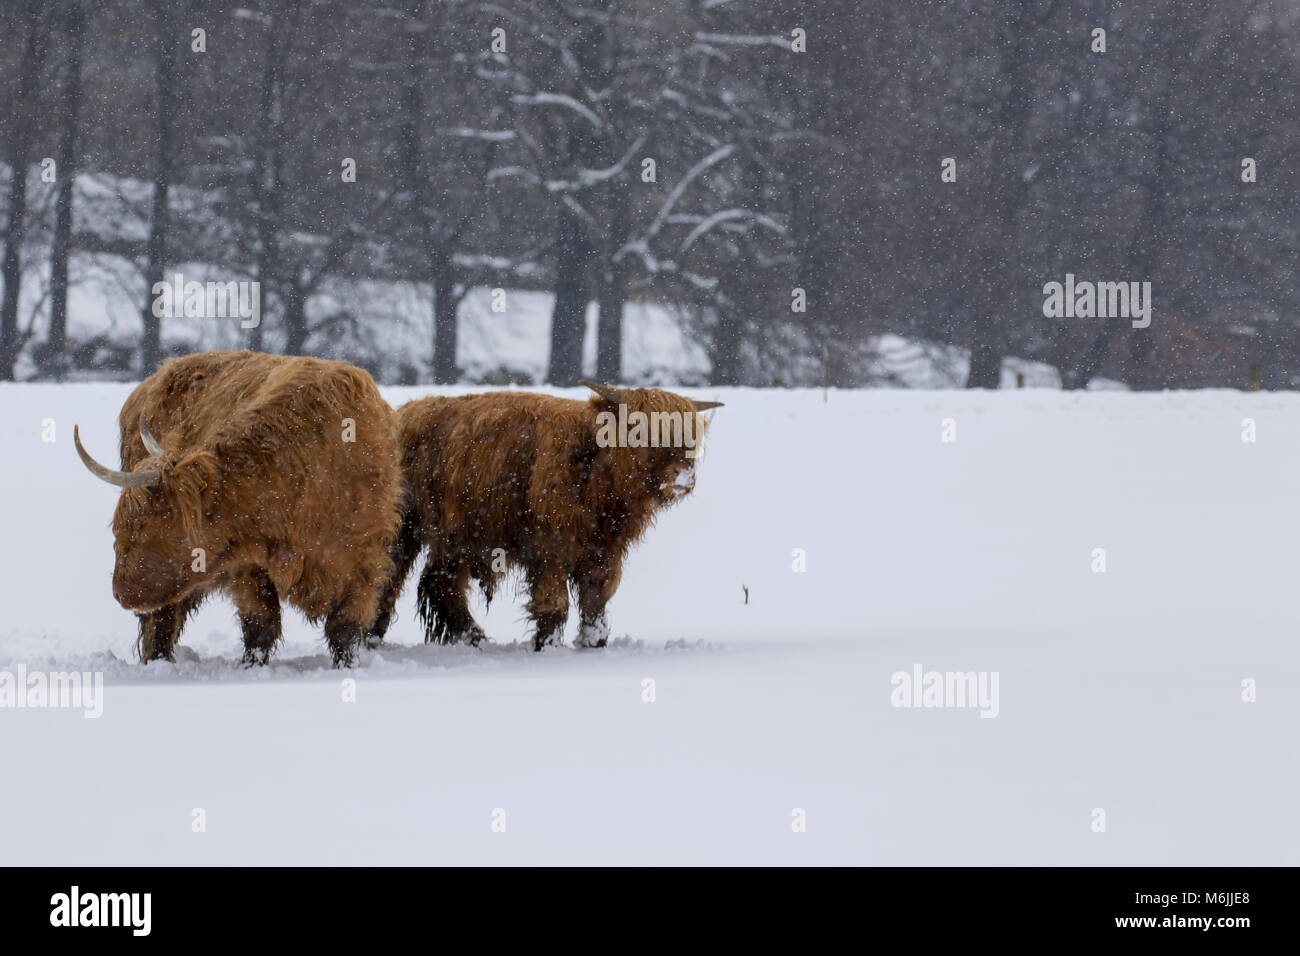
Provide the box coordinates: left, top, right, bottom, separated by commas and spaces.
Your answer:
330, 645, 359, 669
575, 619, 609, 649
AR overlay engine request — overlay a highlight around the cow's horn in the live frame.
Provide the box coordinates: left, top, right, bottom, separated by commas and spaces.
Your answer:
139, 412, 165, 458
692, 399, 724, 411
75, 426, 161, 488
579, 380, 626, 404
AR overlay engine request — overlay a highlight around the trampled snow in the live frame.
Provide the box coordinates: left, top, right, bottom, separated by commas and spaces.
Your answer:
1, 386, 1296, 864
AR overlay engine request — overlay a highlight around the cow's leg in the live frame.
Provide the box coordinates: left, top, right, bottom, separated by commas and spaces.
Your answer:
526, 567, 570, 652
574, 560, 622, 649
324, 561, 395, 667
324, 608, 365, 668
229, 567, 282, 666
365, 509, 423, 648
415, 561, 486, 646
137, 593, 202, 663
137, 606, 181, 663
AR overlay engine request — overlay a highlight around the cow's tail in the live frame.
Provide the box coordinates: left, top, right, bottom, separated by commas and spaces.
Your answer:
415, 558, 497, 646
414, 564, 464, 645
414, 569, 442, 644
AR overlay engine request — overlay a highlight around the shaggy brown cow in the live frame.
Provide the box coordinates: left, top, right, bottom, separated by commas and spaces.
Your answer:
75, 350, 403, 667
367, 381, 721, 651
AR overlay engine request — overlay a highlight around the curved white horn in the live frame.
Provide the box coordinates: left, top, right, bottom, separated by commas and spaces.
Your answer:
75, 426, 161, 488
139, 412, 165, 458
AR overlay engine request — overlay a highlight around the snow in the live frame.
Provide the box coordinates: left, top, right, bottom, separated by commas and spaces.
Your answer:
2, 386, 1296, 864
6, 248, 712, 386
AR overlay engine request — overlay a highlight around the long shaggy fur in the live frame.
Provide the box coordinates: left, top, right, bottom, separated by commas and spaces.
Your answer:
110, 350, 403, 665
370, 387, 711, 651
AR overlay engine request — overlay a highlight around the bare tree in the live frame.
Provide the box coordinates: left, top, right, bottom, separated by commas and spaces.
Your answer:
139, 0, 183, 373
42, 0, 88, 378
392, 0, 505, 382
0, 0, 51, 381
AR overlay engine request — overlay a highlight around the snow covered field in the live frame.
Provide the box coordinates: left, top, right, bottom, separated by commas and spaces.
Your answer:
2, 385, 1297, 865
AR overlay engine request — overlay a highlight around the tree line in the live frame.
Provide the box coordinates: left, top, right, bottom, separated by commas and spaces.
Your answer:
1, 0, 1297, 388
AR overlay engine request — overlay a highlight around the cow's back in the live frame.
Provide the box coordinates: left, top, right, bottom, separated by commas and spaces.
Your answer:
395, 392, 593, 555
121, 351, 300, 468
124, 350, 387, 453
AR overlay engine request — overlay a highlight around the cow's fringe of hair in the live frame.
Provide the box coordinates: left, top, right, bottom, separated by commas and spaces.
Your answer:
172, 452, 220, 544
115, 455, 219, 556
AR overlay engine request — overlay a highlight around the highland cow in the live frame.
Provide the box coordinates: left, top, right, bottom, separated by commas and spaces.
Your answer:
368, 381, 722, 651
75, 350, 403, 667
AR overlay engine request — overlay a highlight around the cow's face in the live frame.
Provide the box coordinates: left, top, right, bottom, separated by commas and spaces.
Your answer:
642, 407, 708, 501
110, 471, 210, 611
583, 383, 721, 504
76, 423, 219, 612
657, 445, 700, 501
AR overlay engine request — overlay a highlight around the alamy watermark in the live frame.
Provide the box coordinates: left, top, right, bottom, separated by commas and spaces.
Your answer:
50, 886, 150, 936
0, 664, 103, 719
595, 403, 704, 458
152, 273, 261, 329
1042, 273, 1152, 329
890, 663, 999, 718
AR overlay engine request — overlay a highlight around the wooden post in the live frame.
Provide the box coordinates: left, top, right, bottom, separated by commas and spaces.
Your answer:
822, 345, 828, 402
1250, 365, 1262, 391
1016, 371, 1025, 389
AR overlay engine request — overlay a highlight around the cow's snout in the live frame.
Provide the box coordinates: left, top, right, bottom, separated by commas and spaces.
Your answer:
659, 461, 696, 499
113, 555, 185, 611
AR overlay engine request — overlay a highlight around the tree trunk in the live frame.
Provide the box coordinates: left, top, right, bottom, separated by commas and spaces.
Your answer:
0, 2, 48, 381
963, 1, 1037, 389
46, 0, 87, 378
595, 177, 629, 382
432, 262, 458, 384
0, 165, 32, 381
1064, 323, 1118, 390
595, 264, 626, 383
547, 209, 591, 386
710, 305, 745, 386
396, 3, 461, 384
1128, 333, 1156, 391
546, 8, 609, 387
283, 280, 308, 355
965, 319, 1004, 389
251, 2, 294, 354
140, 6, 176, 374
595, 171, 629, 382
1119, 92, 1174, 390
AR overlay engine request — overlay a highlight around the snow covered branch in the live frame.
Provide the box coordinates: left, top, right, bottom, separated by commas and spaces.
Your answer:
510, 92, 603, 129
